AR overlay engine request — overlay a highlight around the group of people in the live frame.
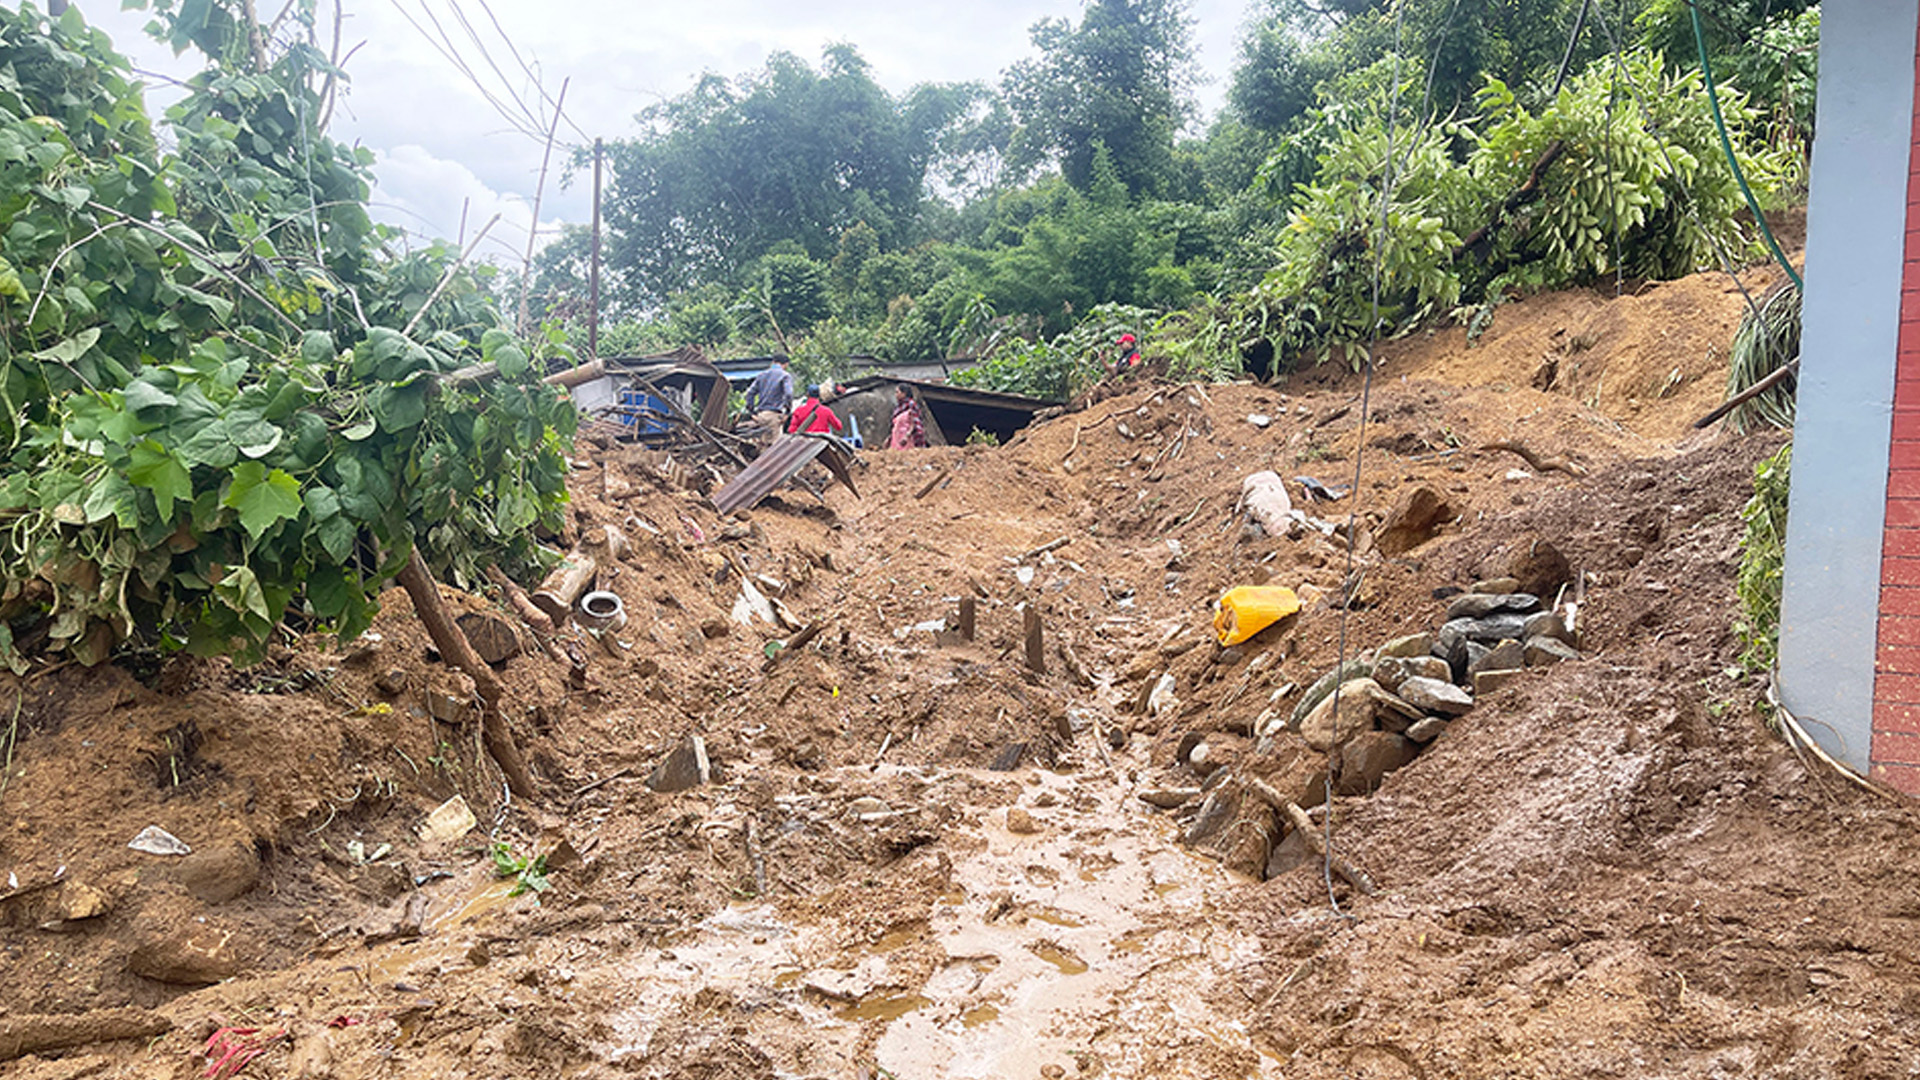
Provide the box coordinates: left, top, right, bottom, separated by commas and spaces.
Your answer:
740, 356, 929, 450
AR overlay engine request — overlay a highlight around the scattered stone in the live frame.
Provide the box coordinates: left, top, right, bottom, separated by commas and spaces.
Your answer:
847, 796, 891, 820
374, 669, 407, 696
128, 926, 241, 985
1286, 660, 1374, 733
1187, 742, 1221, 776
127, 826, 191, 857
1175, 731, 1206, 765
1525, 636, 1581, 667
1246, 413, 1272, 428
1006, 808, 1041, 835
1263, 825, 1313, 880
1299, 678, 1386, 752
1182, 786, 1241, 848
38, 881, 112, 931
988, 743, 1028, 771
1469, 639, 1526, 676
1139, 788, 1200, 809
176, 840, 261, 904
1504, 537, 1571, 596
1445, 592, 1541, 620
1470, 576, 1522, 594
1472, 668, 1526, 696
1523, 610, 1578, 648
1396, 676, 1475, 716
417, 796, 477, 846
647, 735, 712, 793
1335, 731, 1420, 795
1376, 485, 1454, 555
1372, 654, 1450, 692
1377, 632, 1434, 659
1405, 717, 1449, 743
426, 691, 471, 726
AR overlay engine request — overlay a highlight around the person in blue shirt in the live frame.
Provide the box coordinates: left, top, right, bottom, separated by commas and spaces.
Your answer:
744, 356, 794, 430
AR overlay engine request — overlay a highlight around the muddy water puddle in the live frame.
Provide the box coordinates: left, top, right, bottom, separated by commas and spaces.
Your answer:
574, 762, 1277, 1077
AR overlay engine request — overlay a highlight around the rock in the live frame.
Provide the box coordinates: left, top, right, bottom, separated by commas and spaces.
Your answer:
1006, 808, 1041, 835
418, 795, 477, 845
176, 841, 260, 904
1503, 537, 1571, 596
39, 880, 113, 930
1376, 485, 1453, 555
1470, 576, 1522, 594
374, 669, 407, 696
1436, 614, 1531, 650
1396, 676, 1475, 716
1469, 639, 1526, 676
1299, 678, 1386, 752
1472, 668, 1526, 696
1405, 717, 1449, 743
129, 926, 242, 984
1182, 786, 1242, 848
1247, 413, 1272, 428
1188, 742, 1223, 776
1263, 826, 1313, 880
1377, 632, 1435, 659
1372, 654, 1450, 692
1335, 731, 1420, 795
989, 743, 1027, 771
848, 796, 891, 820
1444, 592, 1541, 620
1524, 636, 1581, 667
1286, 660, 1374, 733
1139, 788, 1200, 809
426, 691, 471, 726
1523, 610, 1578, 648
647, 735, 712, 793
127, 826, 191, 857
1175, 730, 1206, 765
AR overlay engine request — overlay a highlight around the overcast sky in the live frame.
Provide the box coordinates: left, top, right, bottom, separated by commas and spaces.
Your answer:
75, 0, 1255, 267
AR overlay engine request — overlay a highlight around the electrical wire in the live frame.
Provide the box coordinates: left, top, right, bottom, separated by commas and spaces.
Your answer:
1689, 0, 1803, 291
1321, 0, 1407, 921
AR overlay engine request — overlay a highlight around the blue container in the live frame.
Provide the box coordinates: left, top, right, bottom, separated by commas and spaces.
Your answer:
617, 389, 672, 435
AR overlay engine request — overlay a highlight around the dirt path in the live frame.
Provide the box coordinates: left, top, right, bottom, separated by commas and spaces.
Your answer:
5, 265, 1920, 1079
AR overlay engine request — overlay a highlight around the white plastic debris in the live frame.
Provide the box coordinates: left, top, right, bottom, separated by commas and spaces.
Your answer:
127, 826, 192, 857
1240, 471, 1294, 536
1148, 673, 1180, 717
417, 795, 477, 845
1247, 413, 1272, 428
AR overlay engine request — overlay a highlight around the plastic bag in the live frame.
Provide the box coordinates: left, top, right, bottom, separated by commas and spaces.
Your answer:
1214, 585, 1301, 646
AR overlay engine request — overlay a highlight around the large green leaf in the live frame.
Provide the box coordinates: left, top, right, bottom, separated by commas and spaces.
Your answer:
127, 440, 192, 509
223, 461, 302, 540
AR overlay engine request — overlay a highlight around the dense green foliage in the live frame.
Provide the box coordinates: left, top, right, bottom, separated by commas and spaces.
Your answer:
540, 0, 1814, 401
0, 2, 575, 669
1736, 443, 1792, 672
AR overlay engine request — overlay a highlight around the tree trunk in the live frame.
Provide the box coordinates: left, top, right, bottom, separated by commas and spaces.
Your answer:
398, 549, 535, 797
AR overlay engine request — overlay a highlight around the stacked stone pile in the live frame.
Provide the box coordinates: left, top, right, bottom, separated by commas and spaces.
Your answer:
1257, 577, 1583, 795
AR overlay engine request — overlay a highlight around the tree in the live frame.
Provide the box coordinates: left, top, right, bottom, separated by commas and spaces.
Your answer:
1002, 0, 1196, 199
600, 46, 973, 309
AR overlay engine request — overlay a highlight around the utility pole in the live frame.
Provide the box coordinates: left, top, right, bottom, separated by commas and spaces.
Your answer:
589, 137, 603, 360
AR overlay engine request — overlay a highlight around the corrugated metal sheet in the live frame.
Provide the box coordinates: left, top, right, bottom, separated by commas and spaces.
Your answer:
710, 434, 857, 515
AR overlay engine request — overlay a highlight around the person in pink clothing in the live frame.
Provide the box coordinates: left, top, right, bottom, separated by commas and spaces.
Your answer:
787, 386, 845, 435
888, 385, 928, 449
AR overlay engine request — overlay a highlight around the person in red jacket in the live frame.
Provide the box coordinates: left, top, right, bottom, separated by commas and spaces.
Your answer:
787, 385, 845, 436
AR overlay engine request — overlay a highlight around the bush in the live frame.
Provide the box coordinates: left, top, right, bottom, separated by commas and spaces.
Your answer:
1736, 444, 1792, 671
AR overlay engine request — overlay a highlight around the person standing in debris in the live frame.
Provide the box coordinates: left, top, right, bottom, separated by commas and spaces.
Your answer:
787, 385, 845, 436
888, 384, 929, 449
744, 356, 794, 430
1110, 332, 1142, 377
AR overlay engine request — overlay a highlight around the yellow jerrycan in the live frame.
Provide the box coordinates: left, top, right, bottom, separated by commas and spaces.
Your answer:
1213, 585, 1300, 646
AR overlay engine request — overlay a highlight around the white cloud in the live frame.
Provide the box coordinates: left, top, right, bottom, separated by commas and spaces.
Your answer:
364, 145, 567, 267
78, 0, 1259, 247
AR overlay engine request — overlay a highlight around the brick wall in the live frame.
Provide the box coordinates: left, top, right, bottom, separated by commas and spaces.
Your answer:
1872, 18, 1920, 794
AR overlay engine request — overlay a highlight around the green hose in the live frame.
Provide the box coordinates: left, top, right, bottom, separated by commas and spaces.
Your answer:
1694, 3, 1804, 291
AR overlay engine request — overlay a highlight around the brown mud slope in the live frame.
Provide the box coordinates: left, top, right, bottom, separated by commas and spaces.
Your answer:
4, 257, 1918, 1080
